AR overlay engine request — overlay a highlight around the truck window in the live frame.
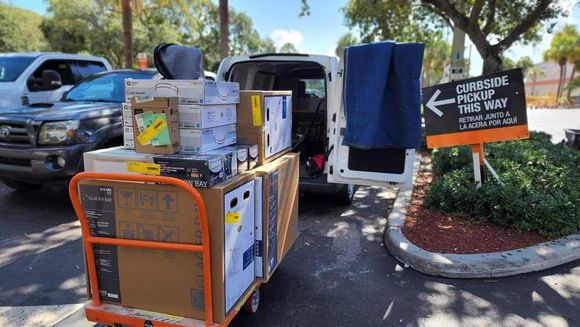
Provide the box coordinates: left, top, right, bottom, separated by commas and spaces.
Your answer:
299, 78, 325, 98
73, 60, 107, 80
0, 57, 35, 82
28, 59, 75, 91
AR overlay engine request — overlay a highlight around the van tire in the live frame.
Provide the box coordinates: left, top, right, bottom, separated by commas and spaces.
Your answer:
335, 184, 356, 206
1, 178, 43, 192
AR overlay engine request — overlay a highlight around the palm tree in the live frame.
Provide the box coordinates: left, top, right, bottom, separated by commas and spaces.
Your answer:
527, 65, 545, 96
219, 0, 228, 59
544, 24, 579, 100
121, 0, 132, 68
543, 42, 567, 99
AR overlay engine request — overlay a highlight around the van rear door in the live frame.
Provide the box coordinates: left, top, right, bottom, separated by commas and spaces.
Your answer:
325, 59, 416, 187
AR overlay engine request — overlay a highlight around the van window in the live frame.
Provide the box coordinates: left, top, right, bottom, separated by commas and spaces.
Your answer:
28, 60, 75, 91
72, 60, 107, 80
299, 78, 325, 98
0, 57, 35, 82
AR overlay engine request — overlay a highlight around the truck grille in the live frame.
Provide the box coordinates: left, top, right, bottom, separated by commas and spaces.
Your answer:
0, 156, 31, 166
0, 122, 32, 146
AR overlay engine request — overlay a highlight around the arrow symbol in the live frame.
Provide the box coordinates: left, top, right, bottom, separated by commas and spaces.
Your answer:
163, 194, 174, 210
426, 89, 455, 117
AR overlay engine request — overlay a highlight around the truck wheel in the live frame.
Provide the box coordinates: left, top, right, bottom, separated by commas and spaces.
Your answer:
335, 184, 356, 206
243, 288, 260, 314
1, 178, 43, 192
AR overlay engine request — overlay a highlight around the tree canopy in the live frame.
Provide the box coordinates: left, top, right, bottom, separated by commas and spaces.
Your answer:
343, 0, 568, 74
0, 3, 46, 52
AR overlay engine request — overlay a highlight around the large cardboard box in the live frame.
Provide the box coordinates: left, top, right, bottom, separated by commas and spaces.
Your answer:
131, 97, 180, 154
78, 173, 256, 323
125, 79, 240, 105
237, 91, 292, 165
179, 124, 237, 153
252, 153, 299, 281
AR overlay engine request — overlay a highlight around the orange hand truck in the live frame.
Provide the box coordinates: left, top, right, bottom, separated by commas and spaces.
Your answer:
69, 172, 261, 327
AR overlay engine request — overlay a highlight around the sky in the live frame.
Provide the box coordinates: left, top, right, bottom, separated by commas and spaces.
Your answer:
7, 0, 580, 76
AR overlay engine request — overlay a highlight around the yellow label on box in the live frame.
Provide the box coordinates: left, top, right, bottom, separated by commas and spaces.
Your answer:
127, 161, 161, 175
137, 117, 167, 145
225, 211, 240, 224
251, 95, 262, 126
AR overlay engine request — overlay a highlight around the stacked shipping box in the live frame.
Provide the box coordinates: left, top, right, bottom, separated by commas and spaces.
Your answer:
81, 78, 297, 323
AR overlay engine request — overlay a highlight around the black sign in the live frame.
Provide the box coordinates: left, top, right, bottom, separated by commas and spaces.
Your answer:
422, 69, 527, 136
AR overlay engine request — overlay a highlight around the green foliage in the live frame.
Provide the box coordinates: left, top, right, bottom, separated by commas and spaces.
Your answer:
335, 32, 358, 57
425, 132, 580, 238
0, 3, 46, 52
279, 42, 298, 53
40, 0, 272, 69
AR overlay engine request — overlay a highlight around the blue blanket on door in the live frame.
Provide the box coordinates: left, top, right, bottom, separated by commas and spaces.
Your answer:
342, 41, 424, 149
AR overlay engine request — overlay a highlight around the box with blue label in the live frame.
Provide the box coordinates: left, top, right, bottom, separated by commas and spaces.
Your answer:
125, 79, 240, 105
237, 91, 292, 164
179, 124, 237, 153
252, 153, 299, 282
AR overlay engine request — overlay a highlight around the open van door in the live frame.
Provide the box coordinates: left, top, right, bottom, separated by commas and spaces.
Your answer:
326, 59, 416, 188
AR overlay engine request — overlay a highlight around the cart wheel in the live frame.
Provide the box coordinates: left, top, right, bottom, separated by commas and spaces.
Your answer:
243, 288, 260, 314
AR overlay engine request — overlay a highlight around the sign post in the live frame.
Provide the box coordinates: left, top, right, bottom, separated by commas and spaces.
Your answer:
422, 69, 528, 186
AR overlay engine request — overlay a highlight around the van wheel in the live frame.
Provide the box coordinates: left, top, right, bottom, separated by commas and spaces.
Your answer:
335, 184, 356, 206
1, 178, 43, 192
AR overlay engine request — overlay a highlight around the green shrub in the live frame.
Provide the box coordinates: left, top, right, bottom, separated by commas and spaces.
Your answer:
425, 132, 580, 238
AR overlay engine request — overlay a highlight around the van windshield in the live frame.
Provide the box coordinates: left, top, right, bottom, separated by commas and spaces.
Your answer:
0, 57, 36, 82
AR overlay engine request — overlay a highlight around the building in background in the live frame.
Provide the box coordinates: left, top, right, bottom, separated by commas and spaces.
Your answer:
525, 61, 577, 99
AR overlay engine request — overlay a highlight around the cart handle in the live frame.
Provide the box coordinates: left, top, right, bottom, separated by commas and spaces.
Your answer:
68, 172, 214, 326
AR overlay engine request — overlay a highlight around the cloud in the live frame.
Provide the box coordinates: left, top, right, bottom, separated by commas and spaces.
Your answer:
270, 29, 304, 49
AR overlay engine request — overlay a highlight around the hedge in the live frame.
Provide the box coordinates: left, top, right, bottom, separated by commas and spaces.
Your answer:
424, 132, 580, 238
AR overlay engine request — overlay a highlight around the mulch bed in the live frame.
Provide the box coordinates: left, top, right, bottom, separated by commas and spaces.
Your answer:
402, 152, 548, 254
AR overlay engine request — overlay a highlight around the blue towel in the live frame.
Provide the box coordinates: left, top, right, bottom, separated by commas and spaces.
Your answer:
342, 42, 424, 149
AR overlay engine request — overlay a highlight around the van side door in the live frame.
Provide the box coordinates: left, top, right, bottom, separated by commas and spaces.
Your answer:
325, 58, 416, 187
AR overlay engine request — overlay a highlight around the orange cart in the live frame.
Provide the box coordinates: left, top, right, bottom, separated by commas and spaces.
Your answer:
69, 172, 261, 327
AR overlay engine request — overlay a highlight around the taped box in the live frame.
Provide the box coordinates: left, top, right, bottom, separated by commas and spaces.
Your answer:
236, 91, 292, 165
131, 97, 180, 155
78, 172, 256, 322
125, 79, 240, 105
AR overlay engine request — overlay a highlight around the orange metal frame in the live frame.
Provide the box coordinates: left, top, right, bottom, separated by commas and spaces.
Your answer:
68, 172, 217, 326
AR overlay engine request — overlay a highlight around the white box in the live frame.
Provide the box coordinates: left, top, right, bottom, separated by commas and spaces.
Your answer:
83, 146, 155, 173
122, 103, 132, 127
254, 176, 264, 278
223, 179, 255, 312
179, 124, 237, 153
263, 95, 292, 158
123, 126, 134, 149
179, 103, 237, 129
124, 79, 240, 105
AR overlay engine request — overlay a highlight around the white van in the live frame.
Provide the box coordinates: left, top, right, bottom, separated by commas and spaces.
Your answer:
0, 53, 112, 110
217, 54, 415, 203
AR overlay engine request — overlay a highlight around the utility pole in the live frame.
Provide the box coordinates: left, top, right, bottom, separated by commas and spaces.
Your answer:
449, 26, 466, 82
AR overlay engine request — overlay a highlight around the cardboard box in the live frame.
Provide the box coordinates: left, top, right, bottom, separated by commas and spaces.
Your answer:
78, 173, 256, 322
131, 97, 180, 154
179, 104, 237, 129
152, 153, 231, 188
245, 144, 259, 170
179, 124, 237, 153
123, 126, 134, 149
237, 91, 292, 164
125, 79, 240, 105
83, 146, 155, 173
209, 145, 249, 173
252, 153, 299, 281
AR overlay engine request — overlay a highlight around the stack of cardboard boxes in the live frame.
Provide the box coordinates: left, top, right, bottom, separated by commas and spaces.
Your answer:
81, 79, 297, 323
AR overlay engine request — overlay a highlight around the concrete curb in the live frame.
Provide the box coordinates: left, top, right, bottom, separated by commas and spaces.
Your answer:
384, 153, 580, 278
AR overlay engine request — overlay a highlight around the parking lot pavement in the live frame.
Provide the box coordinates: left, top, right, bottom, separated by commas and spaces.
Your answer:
1, 183, 578, 327
527, 108, 580, 143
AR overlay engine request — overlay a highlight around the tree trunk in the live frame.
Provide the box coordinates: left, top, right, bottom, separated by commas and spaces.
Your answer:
531, 76, 536, 96
121, 0, 133, 69
561, 63, 567, 99
219, 0, 229, 60
482, 50, 502, 74
566, 62, 576, 101
556, 64, 564, 100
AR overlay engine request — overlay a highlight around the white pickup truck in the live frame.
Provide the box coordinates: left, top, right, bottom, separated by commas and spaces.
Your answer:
217, 53, 415, 204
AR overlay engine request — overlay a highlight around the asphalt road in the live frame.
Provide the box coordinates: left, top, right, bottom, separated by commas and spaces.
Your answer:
0, 181, 578, 327
527, 108, 580, 143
